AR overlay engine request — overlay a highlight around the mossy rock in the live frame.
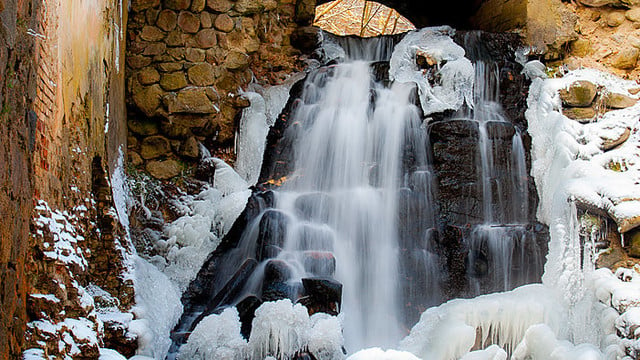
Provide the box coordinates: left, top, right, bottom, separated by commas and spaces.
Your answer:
559, 80, 597, 107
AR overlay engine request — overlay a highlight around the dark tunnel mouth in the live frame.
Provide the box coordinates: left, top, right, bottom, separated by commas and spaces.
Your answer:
314, 0, 484, 33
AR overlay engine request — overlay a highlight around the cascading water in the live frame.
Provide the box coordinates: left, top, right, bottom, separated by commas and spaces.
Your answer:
452, 33, 543, 296
171, 28, 547, 359
270, 60, 421, 349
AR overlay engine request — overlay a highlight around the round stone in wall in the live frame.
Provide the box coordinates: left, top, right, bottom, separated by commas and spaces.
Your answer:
178, 11, 201, 33
146, 159, 182, 179
157, 10, 178, 32
214, 13, 234, 32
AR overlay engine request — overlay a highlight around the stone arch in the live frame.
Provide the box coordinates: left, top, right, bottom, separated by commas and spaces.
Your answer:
315, 0, 484, 30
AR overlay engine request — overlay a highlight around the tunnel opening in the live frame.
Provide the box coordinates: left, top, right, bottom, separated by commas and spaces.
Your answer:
314, 0, 485, 35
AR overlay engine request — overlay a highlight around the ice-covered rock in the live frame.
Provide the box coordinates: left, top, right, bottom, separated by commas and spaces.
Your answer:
177, 307, 248, 360
347, 348, 421, 360
399, 284, 562, 360
389, 26, 474, 116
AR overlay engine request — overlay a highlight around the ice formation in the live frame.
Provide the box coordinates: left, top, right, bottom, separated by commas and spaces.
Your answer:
389, 26, 474, 116
179, 299, 344, 360
235, 92, 270, 185
346, 348, 421, 360
399, 284, 563, 360
177, 307, 248, 360
130, 256, 183, 359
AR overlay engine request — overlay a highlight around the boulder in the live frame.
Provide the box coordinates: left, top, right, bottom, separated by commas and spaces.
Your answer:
137, 67, 161, 85
628, 227, 640, 258
188, 62, 216, 86
207, 0, 232, 12
571, 38, 592, 57
295, 0, 315, 25
128, 151, 143, 166
291, 26, 321, 54
185, 48, 206, 62
131, 0, 160, 12
563, 106, 597, 122
224, 51, 249, 70
301, 277, 342, 315
140, 135, 172, 159
195, 29, 218, 48
167, 48, 185, 60
256, 210, 289, 261
601, 127, 631, 150
164, 88, 217, 113
157, 62, 184, 72
165, 0, 191, 10
128, 118, 159, 136
200, 12, 213, 28
140, 26, 166, 42
157, 10, 178, 32
303, 251, 336, 276
607, 11, 626, 27
604, 92, 638, 108
160, 72, 188, 91
146, 159, 182, 179
613, 48, 639, 70
179, 136, 200, 158
178, 11, 200, 33
166, 30, 185, 47
559, 80, 597, 107
214, 13, 235, 32
143, 42, 167, 56
128, 55, 152, 69
263, 260, 293, 285
237, 295, 262, 339
133, 84, 164, 116
191, 0, 205, 12
627, 8, 640, 22
234, 0, 263, 15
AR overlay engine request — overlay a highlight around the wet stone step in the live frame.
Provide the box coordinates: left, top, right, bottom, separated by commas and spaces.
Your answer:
303, 251, 336, 277
300, 277, 342, 316
294, 192, 333, 222
256, 209, 289, 261
295, 224, 335, 251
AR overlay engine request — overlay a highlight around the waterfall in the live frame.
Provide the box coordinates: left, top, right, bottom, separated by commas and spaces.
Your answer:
453, 33, 541, 296
171, 28, 547, 358
268, 59, 424, 349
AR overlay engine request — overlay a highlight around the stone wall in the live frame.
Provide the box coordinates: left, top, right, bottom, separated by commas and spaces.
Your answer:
1, 0, 133, 355
0, 0, 37, 356
126, 0, 314, 179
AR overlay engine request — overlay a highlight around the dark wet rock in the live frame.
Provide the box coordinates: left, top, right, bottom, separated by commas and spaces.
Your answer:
237, 295, 262, 340
294, 192, 333, 222
256, 209, 289, 261
291, 26, 322, 54
194, 157, 215, 184
294, 352, 318, 360
259, 75, 307, 184
264, 259, 293, 285
300, 277, 342, 316
296, 225, 335, 251
370, 61, 390, 84
262, 281, 296, 302
303, 251, 336, 276
440, 225, 468, 298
